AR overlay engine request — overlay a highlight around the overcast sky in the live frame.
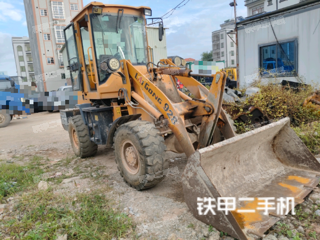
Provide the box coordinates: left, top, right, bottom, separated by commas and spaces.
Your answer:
0, 0, 247, 76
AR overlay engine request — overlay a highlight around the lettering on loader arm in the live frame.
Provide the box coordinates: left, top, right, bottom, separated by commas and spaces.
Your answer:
134, 73, 178, 125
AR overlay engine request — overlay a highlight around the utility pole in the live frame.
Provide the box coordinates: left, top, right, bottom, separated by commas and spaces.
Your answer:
233, 0, 239, 88
230, 0, 239, 87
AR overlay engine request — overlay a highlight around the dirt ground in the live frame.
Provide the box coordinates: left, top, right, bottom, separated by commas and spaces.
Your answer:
1, 113, 320, 240
0, 112, 218, 240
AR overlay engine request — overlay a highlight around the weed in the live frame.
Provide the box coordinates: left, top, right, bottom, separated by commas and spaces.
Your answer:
220, 231, 228, 237
293, 122, 320, 154
276, 222, 290, 236
309, 231, 317, 239
0, 163, 43, 202
2, 190, 133, 239
30, 155, 44, 165
226, 83, 320, 136
187, 223, 194, 229
208, 225, 215, 232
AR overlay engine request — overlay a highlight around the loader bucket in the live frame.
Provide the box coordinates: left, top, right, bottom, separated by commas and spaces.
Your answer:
182, 118, 320, 240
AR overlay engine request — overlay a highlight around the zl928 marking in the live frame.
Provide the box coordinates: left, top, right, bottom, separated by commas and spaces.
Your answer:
135, 73, 178, 125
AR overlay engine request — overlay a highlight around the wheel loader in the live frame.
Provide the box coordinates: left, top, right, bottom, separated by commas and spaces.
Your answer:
60, 2, 320, 239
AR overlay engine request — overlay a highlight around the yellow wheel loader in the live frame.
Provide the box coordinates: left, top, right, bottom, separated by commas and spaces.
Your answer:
60, 3, 320, 239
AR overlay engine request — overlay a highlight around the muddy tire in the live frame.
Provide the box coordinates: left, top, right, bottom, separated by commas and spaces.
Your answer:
0, 113, 11, 128
114, 120, 168, 190
68, 115, 98, 158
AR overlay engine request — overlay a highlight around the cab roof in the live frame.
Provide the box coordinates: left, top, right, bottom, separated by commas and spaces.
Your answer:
71, 2, 151, 22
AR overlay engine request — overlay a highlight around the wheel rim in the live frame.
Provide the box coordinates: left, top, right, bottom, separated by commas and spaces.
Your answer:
121, 140, 140, 175
72, 128, 79, 148
0, 114, 5, 124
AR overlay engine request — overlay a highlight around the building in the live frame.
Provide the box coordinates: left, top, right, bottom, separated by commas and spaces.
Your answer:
237, 0, 320, 87
12, 36, 34, 83
264, 0, 307, 12
147, 27, 168, 64
212, 18, 243, 68
245, 0, 265, 17
24, 0, 83, 91
245, 0, 309, 17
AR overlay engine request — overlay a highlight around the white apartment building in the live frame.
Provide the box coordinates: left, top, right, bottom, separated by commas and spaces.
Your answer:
12, 36, 35, 83
264, 0, 307, 12
24, 0, 83, 91
245, 0, 309, 17
245, 0, 265, 17
212, 18, 241, 68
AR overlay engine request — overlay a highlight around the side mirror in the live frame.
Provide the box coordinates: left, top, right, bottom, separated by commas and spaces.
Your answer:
10, 80, 15, 87
159, 22, 164, 42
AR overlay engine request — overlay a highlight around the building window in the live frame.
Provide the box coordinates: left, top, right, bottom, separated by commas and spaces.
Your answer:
221, 43, 224, 48
267, 0, 273, 6
231, 42, 234, 47
51, 1, 65, 19
58, 51, 64, 67
70, 4, 78, 11
231, 60, 235, 65
220, 34, 224, 39
221, 51, 224, 57
47, 57, 54, 64
252, 5, 264, 15
19, 56, 24, 62
20, 66, 26, 72
44, 34, 51, 40
17, 45, 23, 52
230, 51, 234, 56
54, 25, 65, 43
260, 41, 297, 77
40, 9, 47, 16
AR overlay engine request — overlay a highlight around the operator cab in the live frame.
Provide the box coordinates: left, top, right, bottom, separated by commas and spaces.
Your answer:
64, 2, 163, 97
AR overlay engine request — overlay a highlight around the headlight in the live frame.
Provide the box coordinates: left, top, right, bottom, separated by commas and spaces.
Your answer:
108, 58, 120, 72
181, 59, 187, 67
174, 57, 182, 67
144, 9, 152, 16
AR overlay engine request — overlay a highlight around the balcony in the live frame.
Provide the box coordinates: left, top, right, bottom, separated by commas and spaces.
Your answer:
212, 37, 220, 43
28, 67, 34, 73
245, 0, 264, 6
59, 60, 64, 68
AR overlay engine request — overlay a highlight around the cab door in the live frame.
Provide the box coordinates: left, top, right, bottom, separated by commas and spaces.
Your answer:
64, 23, 83, 91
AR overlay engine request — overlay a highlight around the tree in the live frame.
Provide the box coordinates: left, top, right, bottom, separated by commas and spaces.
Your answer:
201, 50, 213, 61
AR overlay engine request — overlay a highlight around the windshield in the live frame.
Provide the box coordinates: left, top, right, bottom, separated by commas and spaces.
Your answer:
0, 80, 12, 91
91, 13, 147, 82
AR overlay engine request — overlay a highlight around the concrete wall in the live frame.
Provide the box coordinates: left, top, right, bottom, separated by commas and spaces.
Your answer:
238, 2, 320, 87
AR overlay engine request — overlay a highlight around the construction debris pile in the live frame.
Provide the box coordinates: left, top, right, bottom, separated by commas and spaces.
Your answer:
224, 81, 320, 155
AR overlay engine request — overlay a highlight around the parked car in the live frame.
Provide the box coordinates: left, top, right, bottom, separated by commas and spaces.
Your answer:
0, 75, 30, 128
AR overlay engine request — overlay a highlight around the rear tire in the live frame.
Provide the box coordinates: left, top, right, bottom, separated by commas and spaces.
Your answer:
114, 121, 168, 190
68, 115, 98, 158
0, 113, 11, 128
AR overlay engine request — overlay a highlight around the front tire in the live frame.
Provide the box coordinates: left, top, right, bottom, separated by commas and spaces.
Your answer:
0, 113, 11, 128
114, 121, 168, 190
68, 115, 98, 158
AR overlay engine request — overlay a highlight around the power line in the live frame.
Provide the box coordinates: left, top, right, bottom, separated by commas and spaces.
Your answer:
161, 0, 190, 19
